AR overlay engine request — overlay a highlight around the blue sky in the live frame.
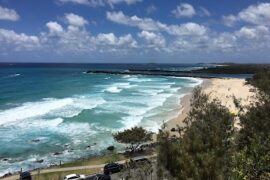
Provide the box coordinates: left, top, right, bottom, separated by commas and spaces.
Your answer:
0, 0, 270, 63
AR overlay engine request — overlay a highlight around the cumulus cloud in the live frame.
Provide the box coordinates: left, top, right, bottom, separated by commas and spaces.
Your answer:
1, 3, 270, 60
65, 13, 88, 27
41, 14, 138, 54
0, 5, 20, 21
46, 21, 64, 34
106, 11, 208, 36
236, 25, 270, 41
0, 29, 40, 51
208, 25, 270, 52
222, 15, 237, 27
138, 30, 165, 48
96, 33, 137, 47
58, 0, 142, 7
172, 3, 196, 18
223, 3, 270, 26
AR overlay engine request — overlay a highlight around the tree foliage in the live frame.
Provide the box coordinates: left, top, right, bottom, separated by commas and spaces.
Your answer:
113, 126, 153, 151
158, 87, 235, 179
157, 69, 270, 179
233, 69, 270, 179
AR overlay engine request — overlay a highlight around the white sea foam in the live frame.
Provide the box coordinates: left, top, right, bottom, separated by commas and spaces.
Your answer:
119, 115, 144, 130
0, 96, 106, 126
122, 75, 132, 78
192, 78, 203, 87
14, 118, 64, 129
115, 82, 136, 89
137, 89, 164, 96
9, 73, 20, 78
127, 77, 153, 82
114, 89, 176, 130
175, 77, 203, 87
103, 82, 136, 93
104, 86, 122, 93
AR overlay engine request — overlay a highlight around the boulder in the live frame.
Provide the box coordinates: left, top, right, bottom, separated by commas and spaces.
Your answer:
36, 159, 44, 163
54, 152, 63, 156
31, 139, 40, 143
107, 146, 115, 151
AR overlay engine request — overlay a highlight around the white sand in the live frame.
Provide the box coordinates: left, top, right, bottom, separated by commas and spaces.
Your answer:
165, 78, 255, 132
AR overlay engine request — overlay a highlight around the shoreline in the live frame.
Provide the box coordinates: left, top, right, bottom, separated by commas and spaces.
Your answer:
165, 77, 254, 134
165, 79, 211, 134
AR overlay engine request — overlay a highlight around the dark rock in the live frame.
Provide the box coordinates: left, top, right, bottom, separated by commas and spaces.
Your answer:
107, 146, 115, 151
54, 152, 63, 156
2, 158, 8, 162
31, 139, 40, 143
36, 159, 44, 163
171, 128, 176, 132
93, 143, 97, 145
64, 144, 69, 147
86, 145, 91, 149
3, 172, 12, 177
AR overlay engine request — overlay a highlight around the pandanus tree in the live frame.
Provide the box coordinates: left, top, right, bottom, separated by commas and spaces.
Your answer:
113, 126, 153, 153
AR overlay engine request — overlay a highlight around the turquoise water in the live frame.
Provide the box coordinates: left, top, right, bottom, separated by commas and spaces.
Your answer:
0, 64, 202, 175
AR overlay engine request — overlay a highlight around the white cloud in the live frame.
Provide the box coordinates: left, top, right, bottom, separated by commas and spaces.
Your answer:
46, 21, 64, 34
222, 15, 237, 27
65, 13, 88, 27
107, 0, 142, 6
58, 0, 142, 7
96, 33, 137, 47
236, 25, 269, 40
59, 0, 105, 6
223, 3, 270, 26
167, 23, 207, 36
211, 32, 237, 51
43, 19, 94, 53
238, 3, 270, 25
0, 6, 19, 21
209, 25, 270, 52
0, 29, 40, 51
42, 15, 138, 54
106, 11, 208, 36
172, 3, 196, 18
138, 30, 165, 48
106, 11, 160, 31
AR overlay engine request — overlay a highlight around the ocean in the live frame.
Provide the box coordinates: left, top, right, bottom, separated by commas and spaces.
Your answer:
0, 63, 204, 175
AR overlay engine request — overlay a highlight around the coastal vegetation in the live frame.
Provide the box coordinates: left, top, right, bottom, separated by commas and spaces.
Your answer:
113, 126, 153, 153
192, 64, 270, 74
157, 87, 235, 179
157, 68, 270, 179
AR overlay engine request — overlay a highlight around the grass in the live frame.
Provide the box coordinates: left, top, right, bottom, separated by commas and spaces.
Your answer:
58, 153, 127, 168
32, 168, 101, 180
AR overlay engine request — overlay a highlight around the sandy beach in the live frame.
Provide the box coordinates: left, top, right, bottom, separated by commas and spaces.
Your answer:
166, 78, 255, 132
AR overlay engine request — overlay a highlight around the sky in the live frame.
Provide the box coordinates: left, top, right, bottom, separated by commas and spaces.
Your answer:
0, 0, 270, 63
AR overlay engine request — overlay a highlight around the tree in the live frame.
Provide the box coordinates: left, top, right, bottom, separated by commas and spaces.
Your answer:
113, 126, 153, 152
246, 68, 270, 96
158, 87, 235, 179
233, 69, 270, 179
